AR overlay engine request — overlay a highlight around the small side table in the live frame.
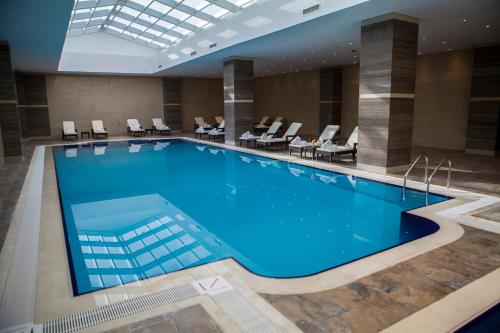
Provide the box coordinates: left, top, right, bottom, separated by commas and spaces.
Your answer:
81, 130, 90, 139
145, 128, 155, 136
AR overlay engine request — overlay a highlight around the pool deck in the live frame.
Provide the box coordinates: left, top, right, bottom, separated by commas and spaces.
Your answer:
0, 134, 499, 333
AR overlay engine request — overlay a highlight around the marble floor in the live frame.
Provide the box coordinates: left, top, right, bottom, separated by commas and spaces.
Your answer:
262, 226, 500, 333
104, 305, 223, 333
0, 143, 34, 250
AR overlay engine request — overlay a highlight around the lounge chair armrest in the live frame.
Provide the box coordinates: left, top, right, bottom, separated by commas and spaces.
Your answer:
285, 135, 295, 142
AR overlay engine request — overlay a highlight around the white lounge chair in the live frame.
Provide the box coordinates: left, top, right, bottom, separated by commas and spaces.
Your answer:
194, 117, 212, 130
215, 116, 224, 126
254, 116, 270, 130
91, 120, 108, 138
316, 126, 359, 163
127, 119, 145, 137
152, 118, 171, 135
257, 122, 302, 150
62, 121, 78, 140
208, 120, 225, 141
239, 121, 282, 147
289, 125, 340, 158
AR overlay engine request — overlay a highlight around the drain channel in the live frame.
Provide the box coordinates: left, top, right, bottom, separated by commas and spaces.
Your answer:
41, 284, 199, 333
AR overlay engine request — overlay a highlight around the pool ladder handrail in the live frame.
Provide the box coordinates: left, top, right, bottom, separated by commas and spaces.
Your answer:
402, 155, 429, 200
426, 157, 452, 204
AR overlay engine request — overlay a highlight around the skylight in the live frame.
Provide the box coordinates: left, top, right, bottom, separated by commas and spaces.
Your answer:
67, 0, 257, 50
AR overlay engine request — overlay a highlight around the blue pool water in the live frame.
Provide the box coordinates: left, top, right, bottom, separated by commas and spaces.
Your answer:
53, 139, 448, 295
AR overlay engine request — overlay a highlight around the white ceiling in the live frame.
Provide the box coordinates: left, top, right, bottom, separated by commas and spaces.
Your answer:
159, 0, 500, 78
1, 0, 499, 76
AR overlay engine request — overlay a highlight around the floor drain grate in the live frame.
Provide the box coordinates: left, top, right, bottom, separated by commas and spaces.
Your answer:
41, 284, 199, 333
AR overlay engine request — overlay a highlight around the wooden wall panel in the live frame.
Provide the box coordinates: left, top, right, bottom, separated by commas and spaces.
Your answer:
223, 59, 254, 144
0, 41, 22, 157
15, 73, 50, 137
319, 67, 342, 132
466, 45, 500, 153
163, 77, 182, 131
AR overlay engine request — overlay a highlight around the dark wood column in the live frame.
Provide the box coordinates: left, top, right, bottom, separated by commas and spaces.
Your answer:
162, 77, 181, 131
223, 58, 254, 145
16, 73, 50, 138
0, 41, 22, 159
357, 14, 418, 173
465, 45, 500, 155
319, 67, 342, 132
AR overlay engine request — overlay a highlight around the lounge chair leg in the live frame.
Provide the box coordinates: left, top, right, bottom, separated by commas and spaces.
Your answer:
330, 154, 332, 163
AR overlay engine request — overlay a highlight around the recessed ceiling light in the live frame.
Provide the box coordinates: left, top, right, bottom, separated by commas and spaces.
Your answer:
418, 51, 422, 55
485, 25, 491, 29
448, 48, 452, 51
462, 19, 468, 22
333, 53, 337, 56
442, 41, 447, 44
421, 36, 426, 40
354, 55, 357, 58
348, 42, 352, 45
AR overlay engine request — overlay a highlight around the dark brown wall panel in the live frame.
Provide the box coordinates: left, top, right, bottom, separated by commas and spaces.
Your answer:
466, 45, 500, 153
319, 67, 342, 131
0, 41, 22, 157
163, 77, 182, 131
15, 73, 50, 137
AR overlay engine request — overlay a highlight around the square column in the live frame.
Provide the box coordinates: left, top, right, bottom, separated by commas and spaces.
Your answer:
319, 67, 342, 132
0, 41, 22, 159
163, 77, 182, 131
223, 58, 254, 145
357, 14, 418, 173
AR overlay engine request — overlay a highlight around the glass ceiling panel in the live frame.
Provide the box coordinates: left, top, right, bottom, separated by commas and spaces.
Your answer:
149, 1, 171, 14
67, 0, 258, 50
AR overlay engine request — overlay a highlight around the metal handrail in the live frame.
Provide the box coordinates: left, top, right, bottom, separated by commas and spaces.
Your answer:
403, 155, 429, 200
426, 157, 451, 204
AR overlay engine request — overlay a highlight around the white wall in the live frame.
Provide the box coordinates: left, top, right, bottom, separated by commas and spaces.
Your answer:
59, 33, 156, 74
46, 74, 163, 136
